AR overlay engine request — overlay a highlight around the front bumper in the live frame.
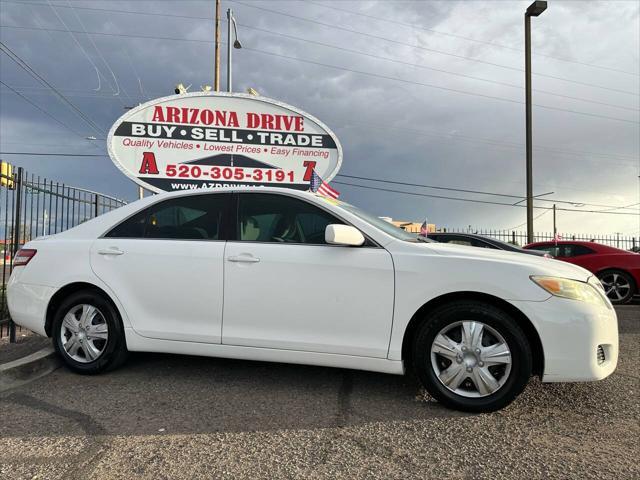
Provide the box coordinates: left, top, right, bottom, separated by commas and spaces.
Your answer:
510, 296, 618, 382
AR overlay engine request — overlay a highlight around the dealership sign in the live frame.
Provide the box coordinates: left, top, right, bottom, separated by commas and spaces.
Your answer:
107, 92, 342, 193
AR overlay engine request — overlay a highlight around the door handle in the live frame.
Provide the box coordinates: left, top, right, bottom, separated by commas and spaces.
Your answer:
227, 255, 260, 263
97, 248, 125, 256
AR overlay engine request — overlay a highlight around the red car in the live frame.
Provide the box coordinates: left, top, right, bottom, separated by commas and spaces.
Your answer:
524, 240, 640, 305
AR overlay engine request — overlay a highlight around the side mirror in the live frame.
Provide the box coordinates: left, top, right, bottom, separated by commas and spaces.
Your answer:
325, 224, 365, 246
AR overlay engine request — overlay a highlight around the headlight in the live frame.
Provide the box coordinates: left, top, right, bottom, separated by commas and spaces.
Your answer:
531, 276, 610, 307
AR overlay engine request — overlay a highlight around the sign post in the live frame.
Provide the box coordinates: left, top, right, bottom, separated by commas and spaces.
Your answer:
107, 93, 342, 193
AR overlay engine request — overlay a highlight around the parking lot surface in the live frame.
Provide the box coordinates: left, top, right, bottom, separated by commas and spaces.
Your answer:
0, 305, 638, 480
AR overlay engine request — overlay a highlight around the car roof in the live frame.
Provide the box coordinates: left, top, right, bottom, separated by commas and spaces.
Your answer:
152, 185, 319, 200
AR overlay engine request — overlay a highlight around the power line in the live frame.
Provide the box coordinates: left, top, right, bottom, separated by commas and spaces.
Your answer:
229, 0, 640, 97
333, 180, 640, 216
0, 81, 88, 139
8, 81, 637, 164
237, 46, 639, 125
4, 0, 637, 110
5, 23, 637, 125
65, 0, 128, 101
335, 174, 640, 211
305, 0, 640, 77
0, 42, 106, 136
506, 209, 552, 231
0, 152, 107, 157
233, 21, 637, 113
2, 0, 211, 22
333, 120, 639, 165
45, 0, 104, 93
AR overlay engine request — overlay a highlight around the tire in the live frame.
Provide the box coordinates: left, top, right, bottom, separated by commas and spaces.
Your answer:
52, 289, 128, 374
412, 301, 532, 412
596, 269, 636, 305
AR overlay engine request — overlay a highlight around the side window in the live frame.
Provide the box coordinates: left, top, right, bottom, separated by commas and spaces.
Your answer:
237, 193, 344, 244
106, 194, 227, 240
563, 244, 594, 257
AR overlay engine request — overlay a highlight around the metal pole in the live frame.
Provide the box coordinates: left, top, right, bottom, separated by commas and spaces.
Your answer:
553, 203, 556, 237
214, 0, 221, 91
227, 8, 233, 93
525, 13, 534, 244
9, 167, 23, 343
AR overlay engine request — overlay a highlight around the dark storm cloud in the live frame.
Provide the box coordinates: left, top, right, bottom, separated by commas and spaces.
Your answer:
0, 0, 638, 234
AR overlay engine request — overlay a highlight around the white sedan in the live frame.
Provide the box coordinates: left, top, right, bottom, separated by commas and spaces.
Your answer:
7, 187, 618, 411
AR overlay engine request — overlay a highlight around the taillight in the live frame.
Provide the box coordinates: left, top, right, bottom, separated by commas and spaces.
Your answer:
13, 249, 37, 266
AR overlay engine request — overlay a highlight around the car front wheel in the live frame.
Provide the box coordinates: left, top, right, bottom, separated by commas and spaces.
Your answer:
52, 289, 128, 374
413, 301, 532, 412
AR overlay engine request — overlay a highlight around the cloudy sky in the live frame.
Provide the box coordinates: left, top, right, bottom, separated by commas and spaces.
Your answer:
1, 0, 638, 236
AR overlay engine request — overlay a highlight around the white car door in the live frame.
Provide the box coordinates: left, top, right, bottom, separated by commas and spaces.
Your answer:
222, 192, 395, 358
90, 193, 230, 343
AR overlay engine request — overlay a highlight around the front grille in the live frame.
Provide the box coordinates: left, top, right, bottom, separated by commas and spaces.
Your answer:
597, 345, 606, 365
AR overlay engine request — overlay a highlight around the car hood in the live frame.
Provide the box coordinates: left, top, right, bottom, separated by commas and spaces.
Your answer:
420, 241, 593, 281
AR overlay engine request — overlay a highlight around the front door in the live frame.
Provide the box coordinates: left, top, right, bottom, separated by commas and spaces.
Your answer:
222, 192, 395, 358
90, 193, 230, 343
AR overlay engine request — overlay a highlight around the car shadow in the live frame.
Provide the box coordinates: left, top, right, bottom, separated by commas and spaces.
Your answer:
1, 352, 467, 438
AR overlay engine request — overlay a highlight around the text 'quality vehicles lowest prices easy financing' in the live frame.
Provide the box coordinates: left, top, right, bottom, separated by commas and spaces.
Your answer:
7, 188, 618, 412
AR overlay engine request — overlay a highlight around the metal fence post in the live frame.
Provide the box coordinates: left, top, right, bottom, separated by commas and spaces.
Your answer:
9, 167, 23, 343
93, 194, 99, 218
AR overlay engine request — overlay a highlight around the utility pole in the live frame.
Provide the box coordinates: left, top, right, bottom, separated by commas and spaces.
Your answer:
214, 0, 221, 91
553, 203, 556, 239
524, 1, 547, 244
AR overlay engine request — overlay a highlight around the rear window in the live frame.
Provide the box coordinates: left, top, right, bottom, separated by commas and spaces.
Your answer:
106, 194, 228, 240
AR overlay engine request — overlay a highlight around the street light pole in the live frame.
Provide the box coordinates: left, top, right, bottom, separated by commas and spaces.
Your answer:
227, 8, 232, 93
226, 8, 242, 93
524, 1, 547, 244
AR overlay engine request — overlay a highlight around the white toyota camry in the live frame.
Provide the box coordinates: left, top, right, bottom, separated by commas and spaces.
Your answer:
8, 187, 618, 411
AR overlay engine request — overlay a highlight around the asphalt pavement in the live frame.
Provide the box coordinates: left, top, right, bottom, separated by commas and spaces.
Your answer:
0, 306, 638, 480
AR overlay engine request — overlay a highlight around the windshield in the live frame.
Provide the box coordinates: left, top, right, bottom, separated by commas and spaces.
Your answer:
335, 200, 431, 242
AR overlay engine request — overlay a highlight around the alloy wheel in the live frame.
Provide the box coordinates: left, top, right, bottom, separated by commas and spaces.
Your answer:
59, 304, 109, 363
599, 273, 631, 303
430, 320, 512, 398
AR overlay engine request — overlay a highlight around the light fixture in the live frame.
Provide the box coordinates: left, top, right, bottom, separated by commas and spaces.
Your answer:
174, 83, 191, 94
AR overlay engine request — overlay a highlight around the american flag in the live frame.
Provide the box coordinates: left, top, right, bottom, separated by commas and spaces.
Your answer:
310, 170, 340, 199
419, 219, 429, 237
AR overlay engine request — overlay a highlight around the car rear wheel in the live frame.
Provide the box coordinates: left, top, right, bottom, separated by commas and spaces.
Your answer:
597, 270, 635, 305
52, 289, 128, 374
413, 301, 532, 412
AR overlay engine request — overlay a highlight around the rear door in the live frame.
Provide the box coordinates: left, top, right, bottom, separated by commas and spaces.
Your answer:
222, 192, 395, 358
90, 193, 230, 343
